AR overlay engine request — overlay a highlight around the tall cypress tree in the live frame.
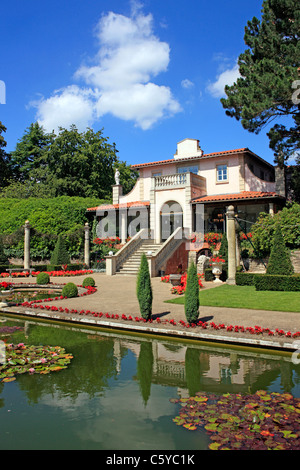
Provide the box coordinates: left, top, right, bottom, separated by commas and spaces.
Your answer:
184, 261, 199, 324
266, 223, 294, 274
136, 253, 152, 320
50, 234, 70, 265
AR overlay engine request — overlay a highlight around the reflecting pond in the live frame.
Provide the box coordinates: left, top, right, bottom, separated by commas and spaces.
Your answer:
0, 315, 300, 450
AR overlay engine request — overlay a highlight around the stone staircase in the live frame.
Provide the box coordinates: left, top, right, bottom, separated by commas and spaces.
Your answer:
116, 240, 163, 276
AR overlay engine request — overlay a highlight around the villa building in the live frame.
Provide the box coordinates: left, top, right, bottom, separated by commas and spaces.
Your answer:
87, 139, 286, 276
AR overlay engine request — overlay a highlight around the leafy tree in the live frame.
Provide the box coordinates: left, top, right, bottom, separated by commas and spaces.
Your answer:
50, 234, 70, 265
221, 0, 300, 165
10, 122, 53, 182
184, 261, 199, 324
136, 253, 152, 320
0, 121, 12, 188
4, 122, 137, 200
266, 222, 294, 274
252, 203, 300, 255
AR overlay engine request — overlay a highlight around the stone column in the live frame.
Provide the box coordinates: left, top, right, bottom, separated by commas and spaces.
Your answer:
226, 205, 236, 285
84, 223, 90, 267
24, 220, 31, 271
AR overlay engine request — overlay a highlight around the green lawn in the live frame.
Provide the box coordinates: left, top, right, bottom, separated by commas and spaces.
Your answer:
166, 285, 300, 312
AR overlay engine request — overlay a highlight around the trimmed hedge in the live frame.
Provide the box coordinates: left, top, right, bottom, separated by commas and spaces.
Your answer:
46, 263, 86, 272
254, 274, 300, 291
235, 272, 257, 286
236, 272, 300, 291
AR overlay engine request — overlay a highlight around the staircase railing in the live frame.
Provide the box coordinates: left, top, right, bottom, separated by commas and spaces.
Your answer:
106, 228, 151, 275
148, 227, 186, 277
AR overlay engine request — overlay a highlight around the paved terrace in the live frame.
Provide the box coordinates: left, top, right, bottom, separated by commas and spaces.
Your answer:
1, 273, 299, 352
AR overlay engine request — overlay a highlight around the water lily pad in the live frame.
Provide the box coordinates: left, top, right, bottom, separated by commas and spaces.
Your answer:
170, 390, 300, 450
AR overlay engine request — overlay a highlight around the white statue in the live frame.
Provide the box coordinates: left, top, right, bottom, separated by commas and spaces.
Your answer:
114, 169, 120, 185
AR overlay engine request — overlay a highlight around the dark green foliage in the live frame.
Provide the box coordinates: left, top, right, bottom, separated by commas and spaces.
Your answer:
184, 261, 199, 324
36, 272, 50, 285
221, 0, 300, 163
82, 277, 95, 287
235, 272, 258, 286
218, 233, 228, 262
50, 234, 70, 266
2, 123, 137, 200
254, 274, 300, 291
266, 223, 294, 275
0, 196, 102, 260
136, 253, 152, 320
0, 241, 8, 264
62, 282, 78, 298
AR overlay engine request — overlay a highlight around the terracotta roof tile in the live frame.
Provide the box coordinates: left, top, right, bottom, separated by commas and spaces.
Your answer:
87, 201, 150, 212
192, 191, 284, 203
131, 148, 249, 168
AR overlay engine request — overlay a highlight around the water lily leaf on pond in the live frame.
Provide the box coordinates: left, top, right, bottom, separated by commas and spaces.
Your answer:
170, 390, 300, 451
0, 343, 73, 383
2, 377, 16, 382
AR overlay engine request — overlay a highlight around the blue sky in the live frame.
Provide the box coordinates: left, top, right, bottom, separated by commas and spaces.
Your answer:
0, 0, 280, 166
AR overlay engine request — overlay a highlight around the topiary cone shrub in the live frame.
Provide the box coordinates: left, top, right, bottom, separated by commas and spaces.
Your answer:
266, 223, 294, 275
36, 272, 50, 284
62, 282, 78, 298
184, 261, 199, 324
136, 253, 152, 320
50, 234, 70, 266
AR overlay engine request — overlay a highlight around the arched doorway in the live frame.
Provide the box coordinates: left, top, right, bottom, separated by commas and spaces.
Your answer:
160, 201, 183, 241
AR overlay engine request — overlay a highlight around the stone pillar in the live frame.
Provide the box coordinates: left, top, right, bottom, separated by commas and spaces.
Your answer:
84, 222, 90, 267
112, 185, 123, 204
226, 205, 236, 285
24, 220, 31, 271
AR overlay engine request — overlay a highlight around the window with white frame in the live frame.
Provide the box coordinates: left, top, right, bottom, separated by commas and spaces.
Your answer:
216, 164, 228, 182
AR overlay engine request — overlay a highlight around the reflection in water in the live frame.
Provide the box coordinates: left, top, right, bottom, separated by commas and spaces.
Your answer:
0, 316, 299, 450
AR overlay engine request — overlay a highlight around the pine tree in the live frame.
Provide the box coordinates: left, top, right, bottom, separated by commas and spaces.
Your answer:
136, 253, 152, 320
50, 234, 70, 265
266, 223, 294, 275
221, 0, 299, 164
184, 261, 199, 324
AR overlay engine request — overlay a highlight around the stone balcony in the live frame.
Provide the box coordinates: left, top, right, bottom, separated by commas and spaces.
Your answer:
153, 172, 205, 190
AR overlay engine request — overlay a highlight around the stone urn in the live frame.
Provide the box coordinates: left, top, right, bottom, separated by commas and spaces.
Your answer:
169, 274, 182, 286
211, 258, 225, 283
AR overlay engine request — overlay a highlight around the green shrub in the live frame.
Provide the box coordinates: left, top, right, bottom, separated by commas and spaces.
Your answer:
50, 234, 70, 265
184, 261, 199, 324
235, 272, 258, 286
218, 232, 228, 263
136, 253, 152, 320
62, 282, 78, 298
254, 274, 300, 291
266, 223, 294, 275
82, 277, 95, 287
36, 272, 50, 284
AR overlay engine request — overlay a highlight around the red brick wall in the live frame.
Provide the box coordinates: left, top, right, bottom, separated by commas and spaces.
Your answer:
164, 242, 189, 274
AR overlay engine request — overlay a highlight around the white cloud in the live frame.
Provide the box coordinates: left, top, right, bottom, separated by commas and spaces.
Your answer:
181, 79, 194, 89
207, 63, 240, 98
32, 8, 180, 132
96, 83, 180, 130
31, 85, 96, 134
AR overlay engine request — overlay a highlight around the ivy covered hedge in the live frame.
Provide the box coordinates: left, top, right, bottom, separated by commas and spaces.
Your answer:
0, 196, 105, 260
